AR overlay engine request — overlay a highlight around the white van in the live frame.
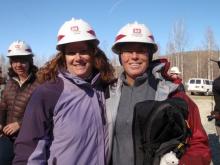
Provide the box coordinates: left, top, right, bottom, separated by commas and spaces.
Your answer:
186, 78, 213, 95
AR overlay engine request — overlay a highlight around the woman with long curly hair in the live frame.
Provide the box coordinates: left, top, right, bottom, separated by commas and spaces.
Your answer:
13, 18, 116, 165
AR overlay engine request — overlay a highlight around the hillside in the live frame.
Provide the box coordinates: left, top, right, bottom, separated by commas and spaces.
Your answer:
159, 50, 220, 83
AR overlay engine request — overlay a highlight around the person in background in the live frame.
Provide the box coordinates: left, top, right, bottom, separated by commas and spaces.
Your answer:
210, 58, 220, 141
169, 66, 185, 91
213, 75, 220, 140
13, 18, 116, 165
169, 66, 181, 81
0, 40, 38, 165
106, 21, 211, 165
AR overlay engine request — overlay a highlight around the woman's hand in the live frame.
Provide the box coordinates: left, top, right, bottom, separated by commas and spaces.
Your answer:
3, 122, 20, 136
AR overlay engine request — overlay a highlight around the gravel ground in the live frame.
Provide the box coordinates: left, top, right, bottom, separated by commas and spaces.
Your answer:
189, 94, 220, 165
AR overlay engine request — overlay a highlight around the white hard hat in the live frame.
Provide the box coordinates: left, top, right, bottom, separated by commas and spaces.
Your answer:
56, 18, 99, 50
7, 40, 33, 57
112, 21, 158, 54
170, 66, 181, 74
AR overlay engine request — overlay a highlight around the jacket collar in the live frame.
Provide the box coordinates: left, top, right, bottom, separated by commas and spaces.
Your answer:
12, 73, 33, 87
58, 68, 101, 86
120, 71, 149, 87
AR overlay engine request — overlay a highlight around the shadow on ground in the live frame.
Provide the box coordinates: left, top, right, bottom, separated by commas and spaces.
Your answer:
208, 134, 220, 165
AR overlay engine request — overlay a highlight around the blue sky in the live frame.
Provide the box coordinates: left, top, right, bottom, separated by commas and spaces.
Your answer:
0, 0, 219, 61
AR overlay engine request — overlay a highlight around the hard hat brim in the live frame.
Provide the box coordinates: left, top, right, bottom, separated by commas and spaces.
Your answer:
7, 53, 34, 57
56, 39, 99, 51
112, 41, 158, 55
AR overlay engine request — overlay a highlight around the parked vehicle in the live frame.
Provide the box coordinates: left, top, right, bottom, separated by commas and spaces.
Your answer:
186, 78, 213, 96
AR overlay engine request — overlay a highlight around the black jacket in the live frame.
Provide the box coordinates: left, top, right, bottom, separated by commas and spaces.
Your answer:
133, 98, 190, 165
213, 76, 220, 126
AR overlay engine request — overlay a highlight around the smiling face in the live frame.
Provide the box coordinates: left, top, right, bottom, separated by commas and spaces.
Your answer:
10, 56, 30, 79
119, 43, 149, 85
64, 41, 95, 79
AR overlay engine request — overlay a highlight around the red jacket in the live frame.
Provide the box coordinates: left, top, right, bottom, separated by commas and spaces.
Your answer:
159, 58, 211, 164
172, 91, 211, 165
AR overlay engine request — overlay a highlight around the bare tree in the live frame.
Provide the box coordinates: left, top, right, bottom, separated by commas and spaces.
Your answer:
203, 27, 218, 80
166, 41, 176, 65
196, 50, 199, 78
166, 19, 188, 81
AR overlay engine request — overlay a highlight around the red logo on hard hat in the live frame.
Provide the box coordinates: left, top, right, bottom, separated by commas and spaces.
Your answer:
133, 28, 141, 34
115, 34, 126, 41
87, 30, 96, 37
148, 35, 155, 41
15, 45, 21, 49
58, 35, 65, 41
70, 26, 79, 32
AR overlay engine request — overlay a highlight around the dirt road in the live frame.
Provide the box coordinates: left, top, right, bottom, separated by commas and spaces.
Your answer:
189, 94, 220, 165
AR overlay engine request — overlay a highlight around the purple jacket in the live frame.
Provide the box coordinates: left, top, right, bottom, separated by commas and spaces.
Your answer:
13, 70, 107, 165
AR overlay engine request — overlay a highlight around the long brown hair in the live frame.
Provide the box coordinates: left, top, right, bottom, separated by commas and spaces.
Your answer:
37, 43, 116, 85
37, 52, 65, 83
93, 48, 116, 85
